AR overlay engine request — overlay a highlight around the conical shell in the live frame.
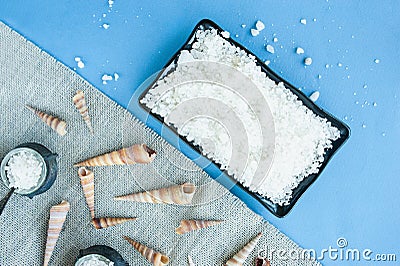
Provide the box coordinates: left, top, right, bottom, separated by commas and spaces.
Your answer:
255, 256, 270, 266
43, 200, 70, 266
225, 233, 262, 266
73, 90, 94, 134
74, 144, 156, 167
123, 236, 170, 266
78, 167, 95, 219
114, 183, 196, 205
175, 220, 223, 235
91, 217, 136, 229
26, 105, 67, 136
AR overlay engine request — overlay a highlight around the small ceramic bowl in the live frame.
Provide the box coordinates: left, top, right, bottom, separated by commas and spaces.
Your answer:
75, 245, 128, 266
0, 142, 57, 198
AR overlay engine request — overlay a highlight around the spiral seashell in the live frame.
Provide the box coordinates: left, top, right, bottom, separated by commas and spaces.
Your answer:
26, 105, 67, 136
73, 90, 94, 134
255, 256, 270, 266
225, 233, 262, 266
91, 217, 137, 229
74, 144, 156, 167
123, 236, 170, 266
43, 200, 70, 266
78, 167, 95, 219
114, 183, 196, 205
175, 220, 223, 235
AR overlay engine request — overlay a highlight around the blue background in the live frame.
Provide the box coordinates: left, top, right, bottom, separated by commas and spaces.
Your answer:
1, 1, 399, 265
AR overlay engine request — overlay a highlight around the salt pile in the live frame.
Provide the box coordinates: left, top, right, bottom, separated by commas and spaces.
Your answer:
141, 28, 340, 205
4, 151, 43, 190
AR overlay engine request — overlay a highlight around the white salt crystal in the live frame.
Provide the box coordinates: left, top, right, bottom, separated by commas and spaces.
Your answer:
313, 18, 317, 22
108, 0, 114, 8
264, 60, 270, 65
273, 37, 278, 43
300, 18, 307, 25
221, 31, 230, 38
74, 57, 81, 62
241, 24, 246, 28
102, 23, 110, 29
266, 44, 275, 54
338, 63, 342, 67
255, 20, 265, 31
102, 74, 113, 84
304, 57, 313, 66
362, 124, 367, 128
77, 61, 85, 69
373, 102, 377, 107
296, 47, 304, 54
5, 151, 43, 190
309, 91, 320, 102
325, 64, 330, 68
250, 28, 260, 37
318, 74, 322, 79
374, 59, 380, 64
114, 73, 119, 81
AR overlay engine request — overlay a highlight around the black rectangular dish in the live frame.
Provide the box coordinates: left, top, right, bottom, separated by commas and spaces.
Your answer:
138, 19, 350, 217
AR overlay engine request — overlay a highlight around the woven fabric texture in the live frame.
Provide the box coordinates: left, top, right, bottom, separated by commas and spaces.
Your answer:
0, 21, 320, 266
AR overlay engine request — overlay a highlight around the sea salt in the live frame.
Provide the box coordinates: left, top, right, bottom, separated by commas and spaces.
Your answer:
273, 37, 278, 43
296, 47, 304, 54
304, 57, 313, 66
4, 151, 43, 190
250, 28, 259, 37
309, 91, 320, 102
266, 44, 275, 54
141, 29, 340, 205
102, 23, 110, 29
255, 20, 265, 31
114, 73, 119, 81
374, 59, 380, 64
79, 255, 114, 266
101, 74, 113, 84
300, 18, 307, 25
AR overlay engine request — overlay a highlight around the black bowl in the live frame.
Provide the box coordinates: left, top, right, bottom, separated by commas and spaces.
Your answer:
76, 245, 128, 266
138, 19, 350, 217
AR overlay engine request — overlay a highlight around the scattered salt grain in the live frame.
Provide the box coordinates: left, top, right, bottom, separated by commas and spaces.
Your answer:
309, 91, 320, 102
77, 61, 85, 69
264, 60, 270, 65
113, 73, 119, 81
250, 28, 260, 37
313, 18, 317, 22
102, 13, 107, 18
102, 23, 110, 29
363, 84, 368, 89
318, 74, 322, 79
74, 57, 81, 62
221, 31, 230, 38
325, 64, 330, 68
4, 151, 43, 190
300, 18, 307, 25
362, 124, 367, 128
101, 74, 113, 84
374, 59, 380, 64
273, 37, 278, 43
266, 44, 275, 54
241, 24, 246, 28
338, 63, 342, 67
382, 132, 386, 137
304, 57, 313, 66
296, 47, 304, 54
108, 0, 114, 8
373, 102, 377, 107
255, 20, 265, 31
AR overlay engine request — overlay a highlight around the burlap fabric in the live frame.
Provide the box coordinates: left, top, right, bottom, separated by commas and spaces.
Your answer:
0, 21, 320, 266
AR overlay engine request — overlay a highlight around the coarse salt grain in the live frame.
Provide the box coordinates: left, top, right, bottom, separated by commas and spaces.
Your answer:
80, 255, 114, 266
255, 20, 265, 31
273, 37, 278, 43
102, 23, 110, 29
309, 91, 320, 102
77, 61, 85, 69
4, 151, 43, 190
221, 31, 230, 38
304, 57, 313, 66
250, 28, 259, 37
142, 28, 340, 205
266, 44, 275, 54
374, 59, 380, 64
113, 73, 119, 81
296, 47, 304, 54
102, 74, 113, 84
300, 18, 307, 25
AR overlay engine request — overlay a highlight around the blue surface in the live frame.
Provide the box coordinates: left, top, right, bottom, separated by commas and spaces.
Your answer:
1, 1, 399, 265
